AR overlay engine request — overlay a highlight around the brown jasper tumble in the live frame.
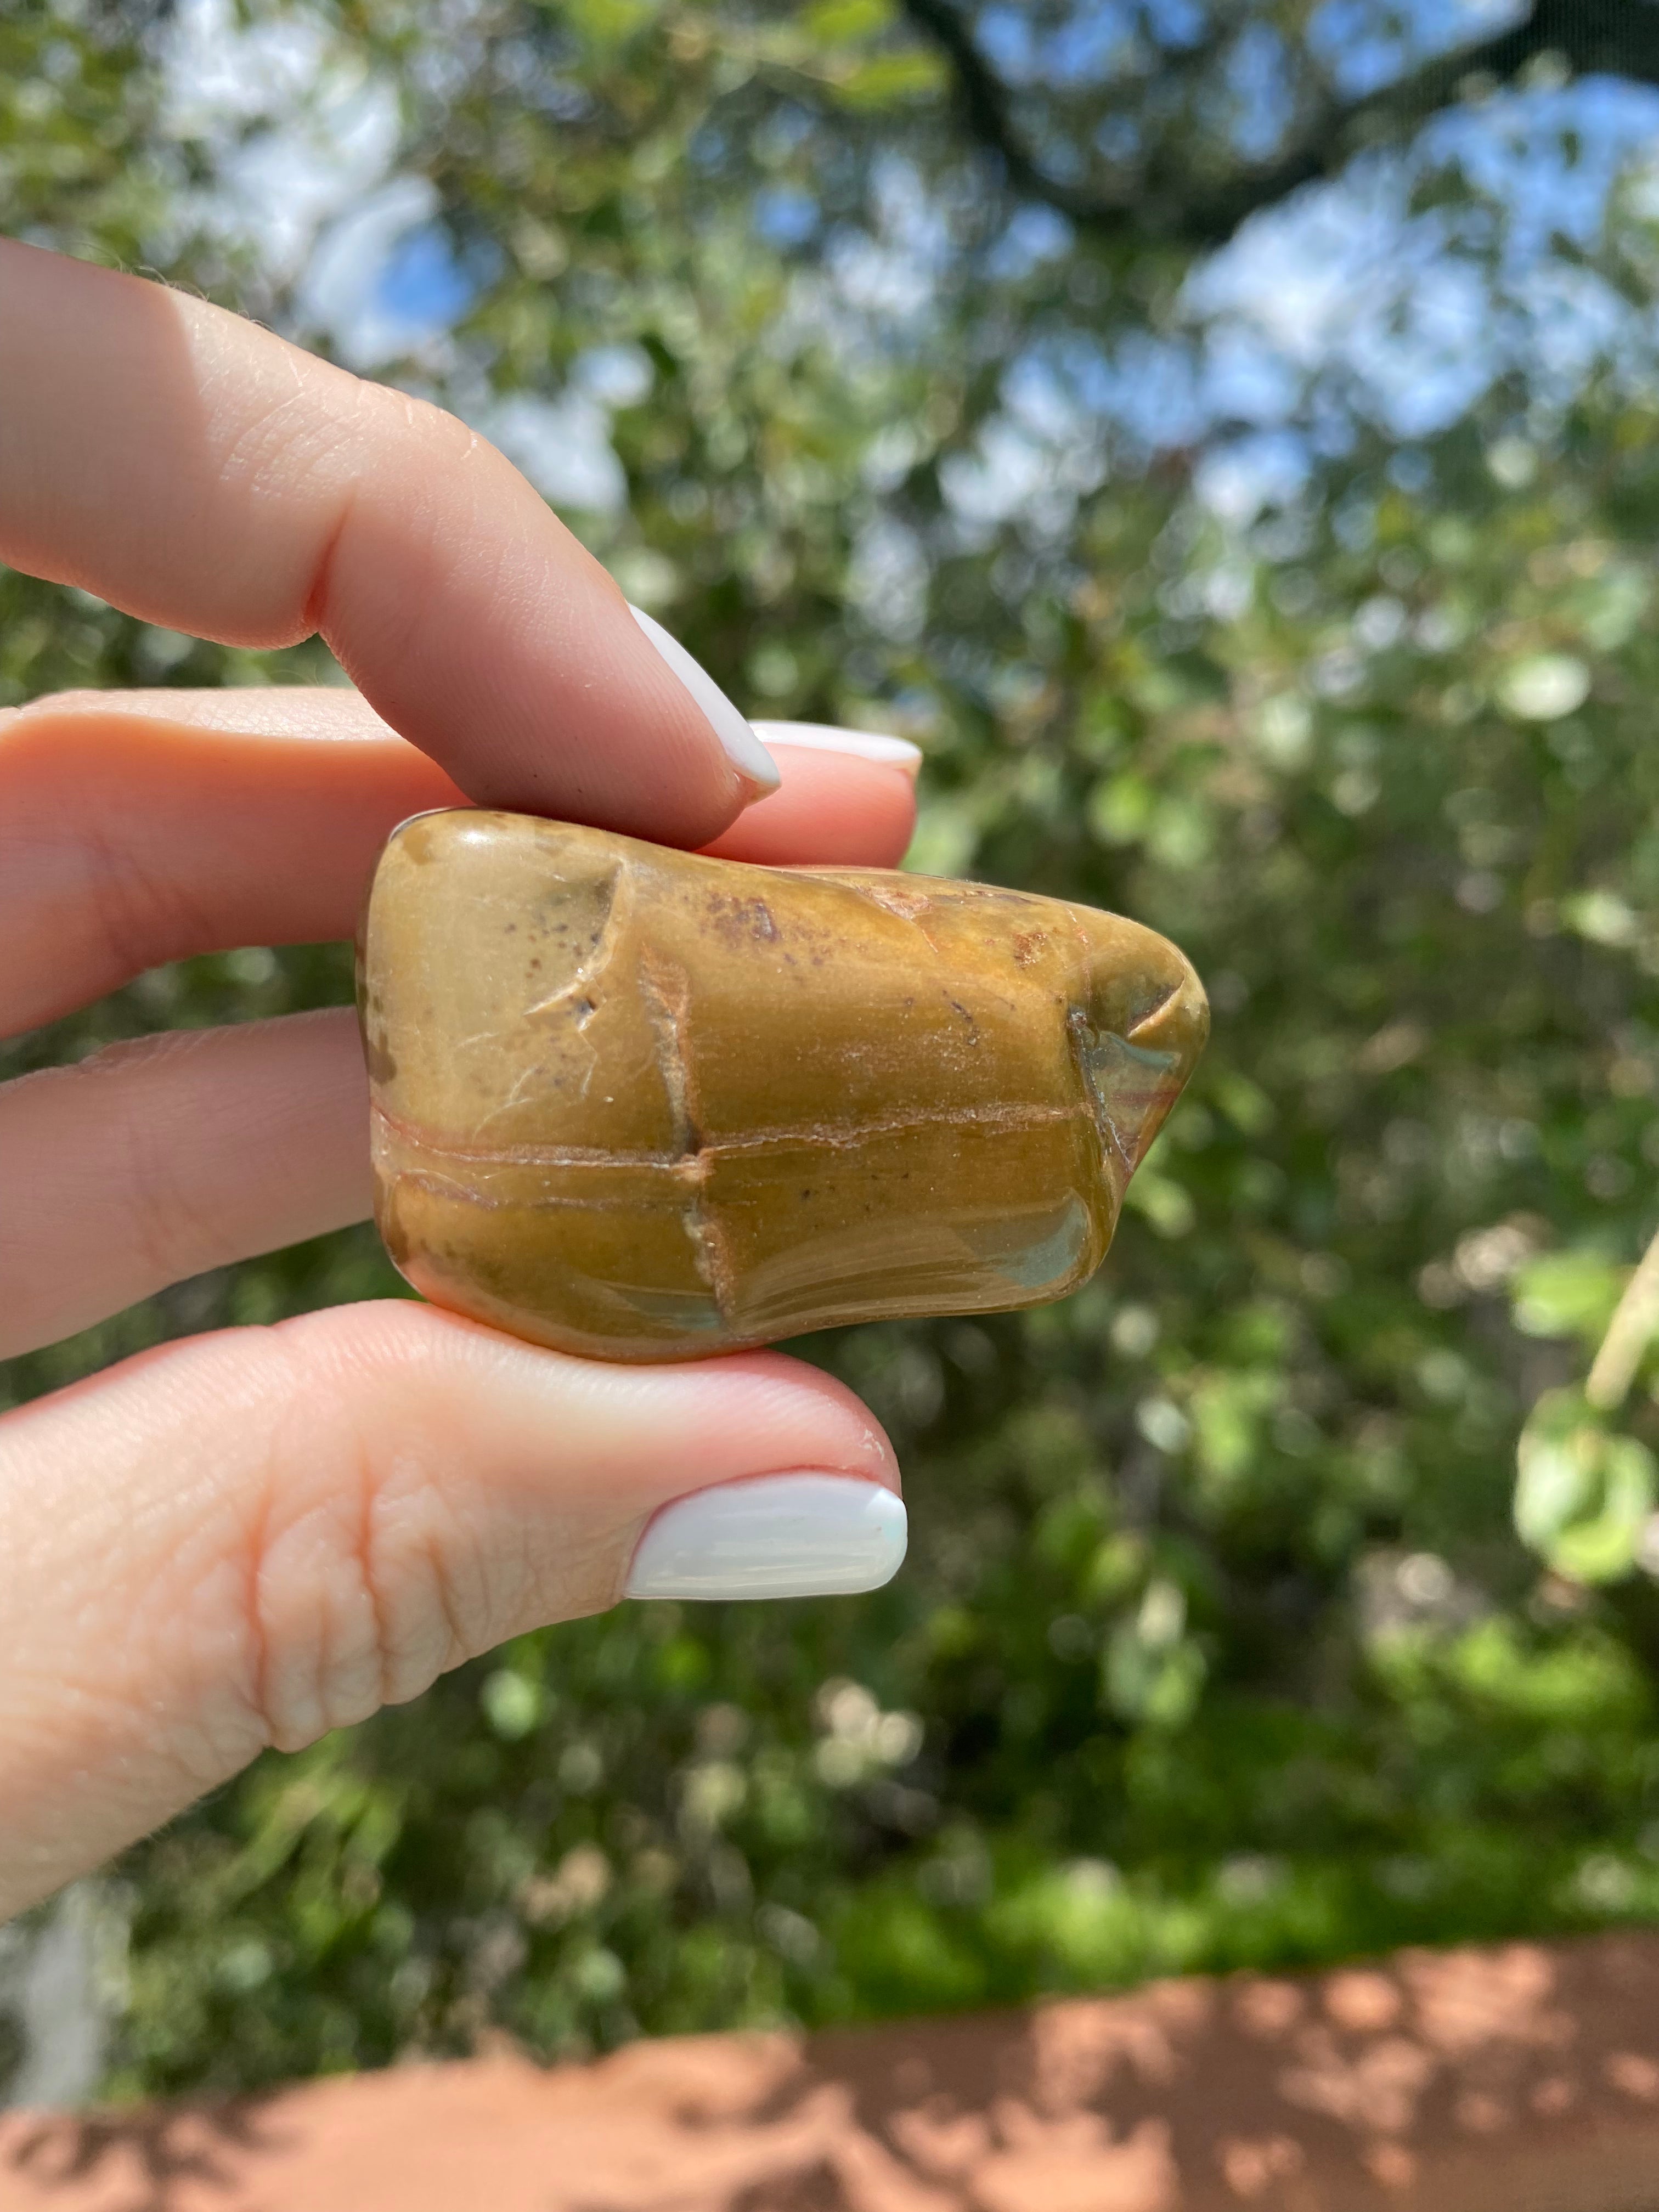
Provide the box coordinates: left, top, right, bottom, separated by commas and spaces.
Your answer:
358, 811, 1208, 1362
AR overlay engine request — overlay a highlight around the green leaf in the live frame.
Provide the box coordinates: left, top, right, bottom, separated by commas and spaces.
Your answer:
832, 49, 949, 109
1086, 771, 1155, 846
1511, 1254, 1627, 1345
1515, 1387, 1656, 1584
803, 0, 894, 41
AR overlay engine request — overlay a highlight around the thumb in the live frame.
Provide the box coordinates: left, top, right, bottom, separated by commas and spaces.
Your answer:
0, 1303, 901, 1921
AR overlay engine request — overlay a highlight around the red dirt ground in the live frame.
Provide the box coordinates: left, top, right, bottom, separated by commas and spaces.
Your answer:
4, 1932, 1659, 2210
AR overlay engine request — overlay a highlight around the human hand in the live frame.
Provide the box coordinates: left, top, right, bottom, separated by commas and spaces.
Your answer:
0, 240, 918, 1923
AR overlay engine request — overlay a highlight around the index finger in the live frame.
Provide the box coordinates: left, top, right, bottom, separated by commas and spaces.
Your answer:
0, 240, 776, 847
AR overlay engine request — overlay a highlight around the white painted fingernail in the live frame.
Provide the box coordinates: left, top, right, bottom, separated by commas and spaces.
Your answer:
629, 604, 781, 795
750, 720, 923, 778
625, 1474, 907, 1601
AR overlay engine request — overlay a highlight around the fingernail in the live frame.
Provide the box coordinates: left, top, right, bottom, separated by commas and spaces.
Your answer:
629, 605, 781, 797
625, 1474, 907, 1601
750, 720, 923, 779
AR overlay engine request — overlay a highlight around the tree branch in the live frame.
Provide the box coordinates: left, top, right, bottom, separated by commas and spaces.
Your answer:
897, 0, 1124, 229
900, 0, 1659, 252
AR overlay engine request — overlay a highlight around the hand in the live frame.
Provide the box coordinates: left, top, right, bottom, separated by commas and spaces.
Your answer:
0, 240, 918, 1924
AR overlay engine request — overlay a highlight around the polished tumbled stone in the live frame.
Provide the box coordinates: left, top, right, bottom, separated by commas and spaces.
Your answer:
357, 811, 1208, 1361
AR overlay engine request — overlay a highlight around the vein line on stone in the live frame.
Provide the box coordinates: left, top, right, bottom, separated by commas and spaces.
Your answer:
373, 1094, 1098, 1171
390, 1172, 681, 1214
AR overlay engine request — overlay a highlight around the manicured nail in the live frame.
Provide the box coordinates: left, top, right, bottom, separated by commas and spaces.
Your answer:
625, 1474, 907, 1601
629, 605, 781, 796
751, 720, 923, 778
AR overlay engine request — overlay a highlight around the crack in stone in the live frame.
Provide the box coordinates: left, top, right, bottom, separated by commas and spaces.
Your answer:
1068, 1009, 1181, 1180
465, 864, 631, 1131
521, 860, 629, 1021
635, 948, 698, 1153
1126, 969, 1196, 1045
839, 876, 954, 955
634, 949, 737, 1323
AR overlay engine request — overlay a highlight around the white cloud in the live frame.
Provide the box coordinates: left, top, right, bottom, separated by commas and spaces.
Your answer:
571, 345, 654, 409
1194, 432, 1311, 525
473, 392, 629, 515
848, 516, 929, 640
159, 0, 405, 304
298, 175, 443, 368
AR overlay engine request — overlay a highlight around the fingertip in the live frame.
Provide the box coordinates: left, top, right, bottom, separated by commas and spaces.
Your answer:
624, 1471, 907, 1601
672, 1345, 902, 1493
0, 1296, 905, 1904
272, 1303, 900, 1493
699, 742, 918, 867
752, 720, 922, 778
628, 605, 781, 798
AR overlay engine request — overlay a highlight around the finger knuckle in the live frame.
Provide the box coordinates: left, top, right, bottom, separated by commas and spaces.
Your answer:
0, 710, 215, 987
94, 1034, 230, 1286
362, 380, 483, 465
241, 1311, 499, 1753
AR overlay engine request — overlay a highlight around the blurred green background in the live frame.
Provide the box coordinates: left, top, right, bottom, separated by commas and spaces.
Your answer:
11, 0, 1659, 2104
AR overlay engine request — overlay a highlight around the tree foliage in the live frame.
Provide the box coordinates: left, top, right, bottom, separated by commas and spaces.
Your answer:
9, 0, 1659, 2098
904, 0, 1659, 247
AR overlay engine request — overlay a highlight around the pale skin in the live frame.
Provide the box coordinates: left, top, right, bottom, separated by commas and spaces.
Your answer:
0, 239, 914, 1924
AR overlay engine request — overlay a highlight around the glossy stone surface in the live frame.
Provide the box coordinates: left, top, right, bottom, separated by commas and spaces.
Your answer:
357, 811, 1207, 1361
